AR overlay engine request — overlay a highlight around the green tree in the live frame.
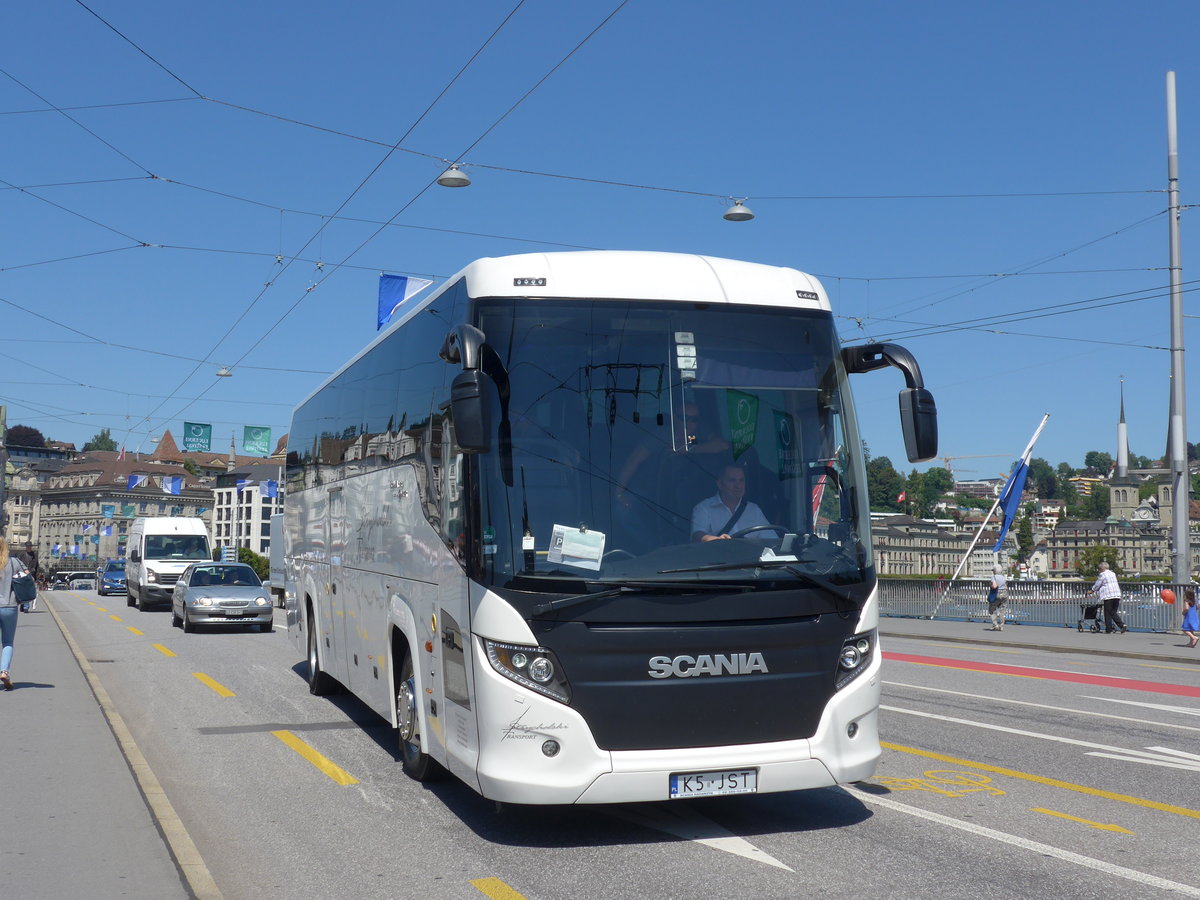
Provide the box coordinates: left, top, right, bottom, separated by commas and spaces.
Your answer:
1028, 457, 1057, 498
1075, 544, 1122, 579
183, 458, 200, 476
1082, 486, 1111, 520
238, 547, 269, 581
1056, 461, 1074, 480
1084, 450, 1113, 473
82, 427, 118, 451
5, 424, 45, 448
866, 456, 906, 512
1016, 515, 1034, 559
1139, 480, 1159, 502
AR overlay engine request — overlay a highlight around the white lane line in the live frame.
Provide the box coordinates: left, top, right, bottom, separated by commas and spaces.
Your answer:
843, 786, 1200, 897
1082, 696, 1200, 719
886, 681, 1200, 734
1085, 746, 1200, 773
883, 703, 1200, 774
609, 804, 793, 872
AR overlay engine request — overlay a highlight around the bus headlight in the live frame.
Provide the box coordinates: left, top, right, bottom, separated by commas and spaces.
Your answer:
836, 629, 875, 690
484, 639, 571, 704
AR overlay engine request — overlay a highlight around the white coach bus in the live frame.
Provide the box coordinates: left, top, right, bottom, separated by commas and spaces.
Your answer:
283, 250, 936, 804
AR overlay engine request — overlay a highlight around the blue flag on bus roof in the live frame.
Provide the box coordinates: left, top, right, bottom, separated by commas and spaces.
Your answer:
377, 273, 434, 330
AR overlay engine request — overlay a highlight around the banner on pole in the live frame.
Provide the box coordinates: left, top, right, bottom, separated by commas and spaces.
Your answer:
183, 422, 213, 452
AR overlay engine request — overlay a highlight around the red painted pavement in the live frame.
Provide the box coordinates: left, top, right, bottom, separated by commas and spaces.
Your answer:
883, 651, 1200, 699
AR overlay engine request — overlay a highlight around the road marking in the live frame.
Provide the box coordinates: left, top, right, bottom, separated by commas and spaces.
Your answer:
884, 651, 1200, 698
127, 626, 144, 636
470, 877, 528, 899
609, 803, 793, 871
193, 673, 235, 697
845, 786, 1200, 897
97, 607, 108, 612
272, 730, 359, 785
1086, 745, 1200, 773
886, 681, 1200, 734
1032, 807, 1133, 833
881, 741, 1200, 820
1085, 696, 1200, 719
152, 643, 176, 658
109, 614, 122, 622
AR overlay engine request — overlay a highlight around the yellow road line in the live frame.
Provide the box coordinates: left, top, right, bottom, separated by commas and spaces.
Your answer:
152, 643, 176, 658
109, 614, 122, 622
271, 730, 359, 785
882, 741, 1200, 820
1032, 807, 1133, 833
471, 877, 529, 900
127, 627, 144, 636
193, 673, 235, 697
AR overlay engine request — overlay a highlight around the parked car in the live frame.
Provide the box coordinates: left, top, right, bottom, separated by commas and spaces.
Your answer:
171, 563, 273, 633
69, 578, 95, 591
97, 560, 127, 597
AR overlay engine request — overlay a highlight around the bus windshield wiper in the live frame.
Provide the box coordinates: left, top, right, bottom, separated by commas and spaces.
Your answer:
656, 560, 855, 606
529, 580, 733, 617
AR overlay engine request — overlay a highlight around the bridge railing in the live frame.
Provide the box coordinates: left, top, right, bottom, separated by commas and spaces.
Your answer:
878, 578, 1187, 632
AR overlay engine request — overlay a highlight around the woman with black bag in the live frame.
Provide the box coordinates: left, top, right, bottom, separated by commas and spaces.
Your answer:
0, 536, 35, 690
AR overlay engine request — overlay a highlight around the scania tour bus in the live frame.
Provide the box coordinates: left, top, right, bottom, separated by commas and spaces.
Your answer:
283, 250, 936, 804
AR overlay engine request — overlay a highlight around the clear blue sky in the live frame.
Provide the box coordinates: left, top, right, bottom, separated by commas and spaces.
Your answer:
3, 1, 1197, 475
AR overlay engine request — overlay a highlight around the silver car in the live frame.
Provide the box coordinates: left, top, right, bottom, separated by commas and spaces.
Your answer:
171, 563, 274, 633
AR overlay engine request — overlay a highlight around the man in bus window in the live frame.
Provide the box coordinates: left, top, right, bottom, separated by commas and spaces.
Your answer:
691, 464, 773, 542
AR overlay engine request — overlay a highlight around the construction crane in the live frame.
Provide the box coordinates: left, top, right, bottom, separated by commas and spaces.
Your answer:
939, 454, 1008, 479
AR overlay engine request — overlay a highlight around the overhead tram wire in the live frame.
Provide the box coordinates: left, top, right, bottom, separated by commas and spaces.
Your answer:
226, 0, 638, 374
125, 1, 539, 439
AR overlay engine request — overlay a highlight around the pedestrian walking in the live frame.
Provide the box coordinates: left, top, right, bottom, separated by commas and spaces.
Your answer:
0, 537, 32, 690
15, 541, 40, 612
1091, 560, 1127, 634
987, 565, 1008, 631
1182, 588, 1199, 649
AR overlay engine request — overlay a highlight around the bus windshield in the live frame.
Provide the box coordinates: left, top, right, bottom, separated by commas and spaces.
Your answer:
473, 299, 871, 592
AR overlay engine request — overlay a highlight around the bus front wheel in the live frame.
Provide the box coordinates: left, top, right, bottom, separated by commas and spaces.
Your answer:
307, 612, 334, 696
397, 653, 440, 781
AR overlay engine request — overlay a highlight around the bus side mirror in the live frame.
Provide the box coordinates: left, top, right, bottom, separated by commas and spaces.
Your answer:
451, 369, 491, 454
899, 387, 938, 463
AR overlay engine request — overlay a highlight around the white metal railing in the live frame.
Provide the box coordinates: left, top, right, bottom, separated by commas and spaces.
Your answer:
878, 578, 1188, 632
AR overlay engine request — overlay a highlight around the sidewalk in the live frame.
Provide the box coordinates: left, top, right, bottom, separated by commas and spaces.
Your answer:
0, 598, 192, 900
879, 615, 1200, 666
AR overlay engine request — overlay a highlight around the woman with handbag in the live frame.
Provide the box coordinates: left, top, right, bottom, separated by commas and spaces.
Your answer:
0, 537, 35, 690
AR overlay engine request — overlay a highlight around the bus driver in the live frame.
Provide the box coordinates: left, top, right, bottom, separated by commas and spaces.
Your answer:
691, 464, 773, 542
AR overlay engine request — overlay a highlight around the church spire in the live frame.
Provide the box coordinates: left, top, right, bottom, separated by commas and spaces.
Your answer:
1116, 376, 1129, 478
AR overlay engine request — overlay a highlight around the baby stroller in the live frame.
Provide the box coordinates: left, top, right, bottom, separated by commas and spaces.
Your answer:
1078, 602, 1102, 632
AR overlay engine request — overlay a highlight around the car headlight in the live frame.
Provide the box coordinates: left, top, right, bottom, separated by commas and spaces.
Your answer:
146, 570, 158, 583
194, 596, 213, 607
484, 639, 571, 704
836, 629, 876, 690
254, 597, 269, 606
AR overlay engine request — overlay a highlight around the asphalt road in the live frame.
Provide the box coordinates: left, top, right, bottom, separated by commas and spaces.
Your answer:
18, 590, 1200, 900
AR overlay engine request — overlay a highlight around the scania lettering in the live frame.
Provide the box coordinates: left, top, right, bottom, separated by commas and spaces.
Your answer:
283, 250, 937, 805
647, 653, 768, 678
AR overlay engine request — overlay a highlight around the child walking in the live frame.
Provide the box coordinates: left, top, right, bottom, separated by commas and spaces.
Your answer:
1182, 589, 1199, 649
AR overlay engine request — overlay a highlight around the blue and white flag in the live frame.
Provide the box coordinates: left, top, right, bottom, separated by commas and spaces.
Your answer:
377, 273, 434, 330
259, 479, 278, 499
103, 525, 112, 537
127, 474, 148, 491
83, 523, 91, 533
53, 543, 60, 556
162, 476, 183, 496
237, 478, 254, 492
991, 414, 1049, 552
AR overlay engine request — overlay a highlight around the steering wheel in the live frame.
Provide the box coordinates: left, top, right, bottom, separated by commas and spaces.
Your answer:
730, 524, 788, 539
602, 549, 636, 563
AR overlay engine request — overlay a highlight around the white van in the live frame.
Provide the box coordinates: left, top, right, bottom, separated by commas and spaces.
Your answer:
126, 517, 212, 611
266, 513, 285, 607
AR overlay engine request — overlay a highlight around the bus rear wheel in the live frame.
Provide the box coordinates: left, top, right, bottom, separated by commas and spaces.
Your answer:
397, 653, 440, 781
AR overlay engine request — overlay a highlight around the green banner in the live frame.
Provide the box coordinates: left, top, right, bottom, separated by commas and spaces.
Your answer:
121, 504, 136, 518
773, 411, 802, 480
183, 422, 212, 452
725, 389, 759, 461
243, 425, 271, 456
101, 504, 115, 518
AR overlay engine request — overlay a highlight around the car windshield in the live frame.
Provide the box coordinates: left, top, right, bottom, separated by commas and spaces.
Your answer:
105, 561, 126, 572
145, 535, 210, 560
471, 298, 871, 593
189, 566, 261, 587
